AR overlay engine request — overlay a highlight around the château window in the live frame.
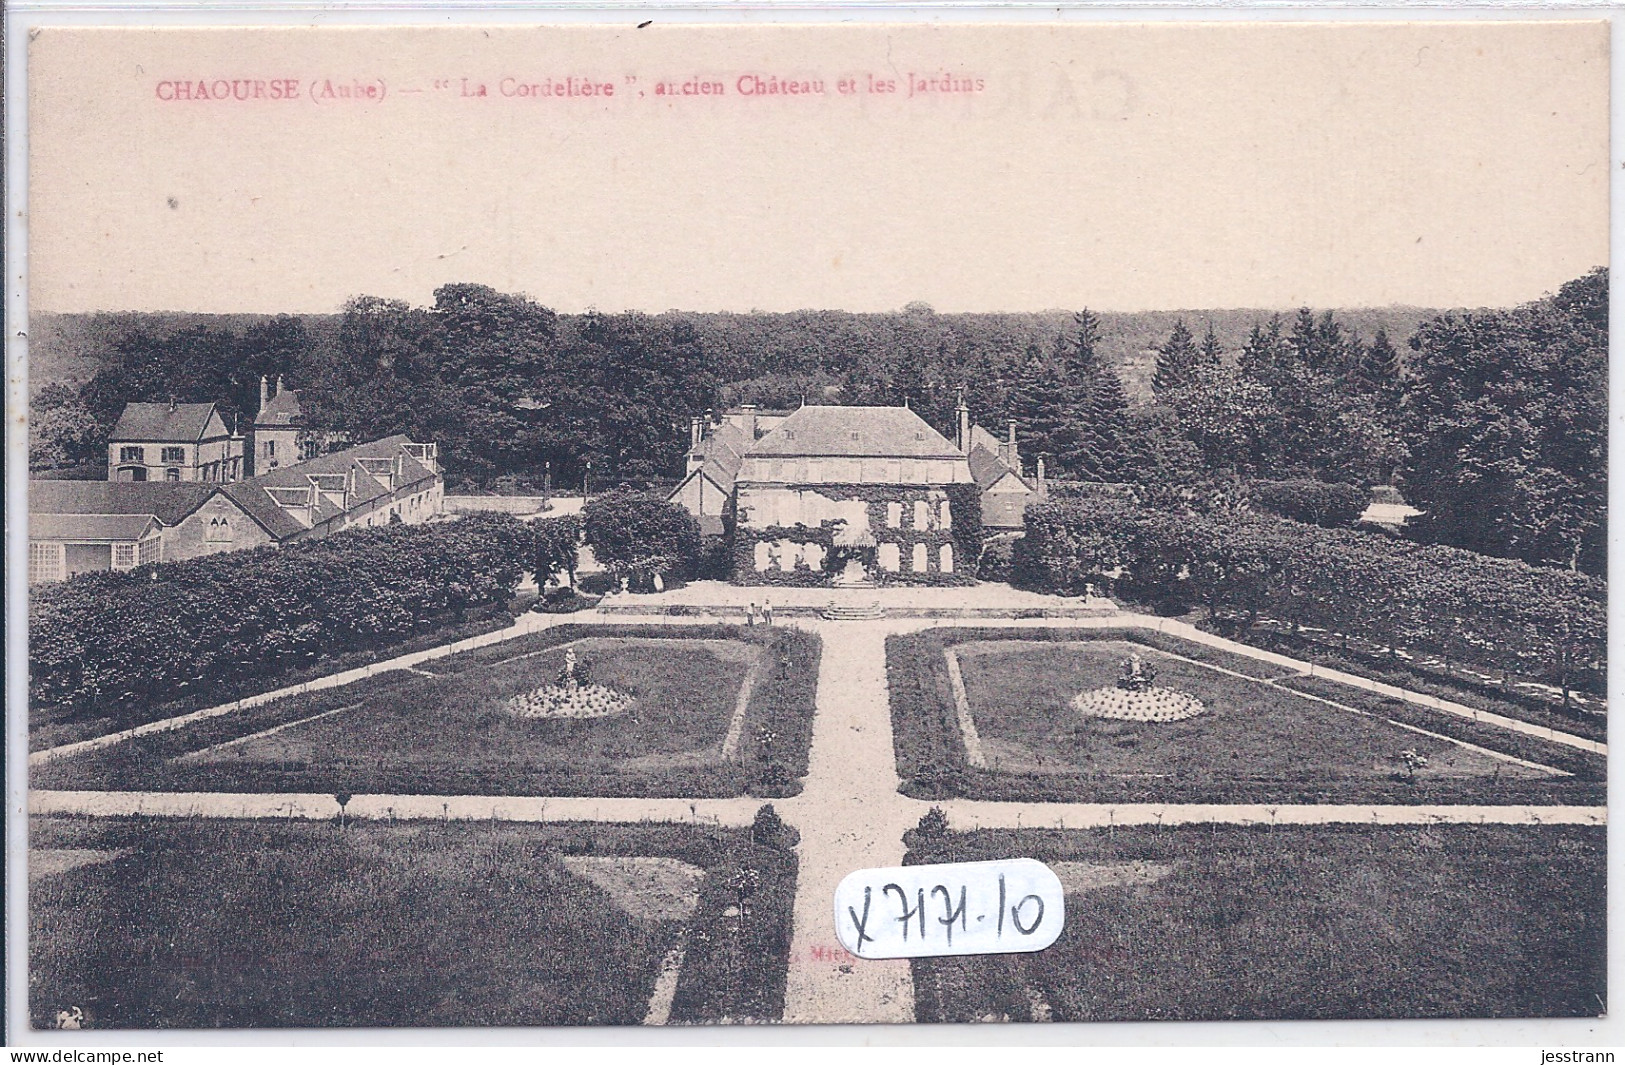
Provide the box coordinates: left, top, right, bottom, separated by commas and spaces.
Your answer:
165, 468, 181, 482
886, 501, 903, 528
119, 446, 143, 464
161, 446, 185, 463
112, 543, 137, 569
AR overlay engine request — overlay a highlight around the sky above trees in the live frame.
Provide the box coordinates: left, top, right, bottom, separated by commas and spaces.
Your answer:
27, 22, 1607, 315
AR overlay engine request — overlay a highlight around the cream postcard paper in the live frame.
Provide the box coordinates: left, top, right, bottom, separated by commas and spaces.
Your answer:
21, 21, 1608, 1031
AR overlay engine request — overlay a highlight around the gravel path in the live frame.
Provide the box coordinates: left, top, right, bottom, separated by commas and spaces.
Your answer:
774, 622, 917, 1025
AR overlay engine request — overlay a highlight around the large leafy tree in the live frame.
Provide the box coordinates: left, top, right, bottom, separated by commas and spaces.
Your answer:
1401, 268, 1606, 573
29, 383, 102, 470
582, 490, 701, 582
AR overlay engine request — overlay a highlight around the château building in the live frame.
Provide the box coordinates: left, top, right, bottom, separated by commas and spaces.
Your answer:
668, 396, 1043, 584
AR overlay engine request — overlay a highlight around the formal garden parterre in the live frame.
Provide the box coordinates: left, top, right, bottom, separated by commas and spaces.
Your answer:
904, 822, 1606, 1023
34, 623, 820, 799
888, 627, 1604, 805
30, 811, 798, 1028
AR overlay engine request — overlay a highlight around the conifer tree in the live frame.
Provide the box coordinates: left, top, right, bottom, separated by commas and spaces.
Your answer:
1007, 340, 1070, 468
1355, 327, 1404, 399
1152, 319, 1199, 397
1239, 315, 1287, 379
1198, 321, 1224, 368
1074, 359, 1131, 481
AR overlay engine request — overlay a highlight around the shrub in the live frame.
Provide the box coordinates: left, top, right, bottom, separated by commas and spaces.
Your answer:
1251, 479, 1368, 528
916, 806, 950, 839
976, 536, 1017, 582
533, 586, 599, 614
531, 514, 583, 585
751, 804, 797, 849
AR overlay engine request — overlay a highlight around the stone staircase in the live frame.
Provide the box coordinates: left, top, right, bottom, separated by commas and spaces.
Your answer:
822, 601, 886, 622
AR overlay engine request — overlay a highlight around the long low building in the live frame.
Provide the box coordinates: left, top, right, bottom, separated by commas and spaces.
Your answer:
29, 435, 443, 585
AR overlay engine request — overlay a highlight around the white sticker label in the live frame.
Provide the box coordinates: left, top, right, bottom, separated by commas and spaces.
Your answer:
833, 858, 1065, 959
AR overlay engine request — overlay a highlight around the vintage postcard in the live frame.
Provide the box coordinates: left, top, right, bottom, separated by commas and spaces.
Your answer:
13, 15, 1610, 1038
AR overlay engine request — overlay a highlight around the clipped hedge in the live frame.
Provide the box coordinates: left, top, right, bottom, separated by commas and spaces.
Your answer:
29, 512, 534, 722
1013, 499, 1605, 700
1251, 479, 1368, 528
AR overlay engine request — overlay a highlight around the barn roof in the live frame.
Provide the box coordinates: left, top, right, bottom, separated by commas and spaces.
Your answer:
29, 480, 217, 525
31, 512, 162, 543
255, 387, 303, 426
968, 445, 1033, 493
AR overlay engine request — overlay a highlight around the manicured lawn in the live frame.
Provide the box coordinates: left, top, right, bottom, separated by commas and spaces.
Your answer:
958, 638, 1542, 783
30, 814, 797, 1028
907, 824, 1606, 1022
34, 625, 822, 799
196, 637, 750, 770
888, 628, 1599, 805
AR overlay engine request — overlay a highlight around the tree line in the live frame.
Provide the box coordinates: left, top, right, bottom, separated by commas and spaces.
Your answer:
30, 270, 1604, 573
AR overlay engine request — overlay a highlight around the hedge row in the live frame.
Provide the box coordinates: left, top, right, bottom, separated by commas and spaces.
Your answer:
29, 512, 534, 721
1250, 479, 1367, 528
1013, 500, 1605, 698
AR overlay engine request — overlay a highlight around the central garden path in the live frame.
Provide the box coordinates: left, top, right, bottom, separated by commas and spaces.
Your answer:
777, 621, 918, 1025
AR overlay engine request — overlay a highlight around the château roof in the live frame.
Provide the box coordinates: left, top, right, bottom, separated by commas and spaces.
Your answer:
968, 445, 1033, 493
745, 405, 964, 460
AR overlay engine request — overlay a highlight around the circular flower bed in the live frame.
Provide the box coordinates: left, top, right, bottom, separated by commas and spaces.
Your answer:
504, 683, 635, 720
1072, 686, 1206, 723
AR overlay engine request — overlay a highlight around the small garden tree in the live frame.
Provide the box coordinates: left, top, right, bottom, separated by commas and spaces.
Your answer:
531, 514, 583, 587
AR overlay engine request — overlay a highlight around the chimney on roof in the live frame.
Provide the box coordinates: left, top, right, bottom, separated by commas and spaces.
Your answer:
276, 374, 286, 397
259, 375, 270, 413
690, 416, 703, 450
955, 386, 971, 454
1036, 456, 1047, 498
1002, 420, 1020, 473
739, 403, 758, 440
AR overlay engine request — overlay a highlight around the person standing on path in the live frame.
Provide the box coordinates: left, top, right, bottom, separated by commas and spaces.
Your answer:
747, 602, 759, 627
764, 599, 774, 626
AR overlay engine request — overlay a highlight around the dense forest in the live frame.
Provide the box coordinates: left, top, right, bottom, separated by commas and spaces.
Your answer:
28, 268, 1606, 574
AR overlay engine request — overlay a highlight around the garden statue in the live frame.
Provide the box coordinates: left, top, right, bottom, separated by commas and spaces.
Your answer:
1074, 651, 1203, 723
563, 647, 579, 688
1118, 653, 1155, 692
